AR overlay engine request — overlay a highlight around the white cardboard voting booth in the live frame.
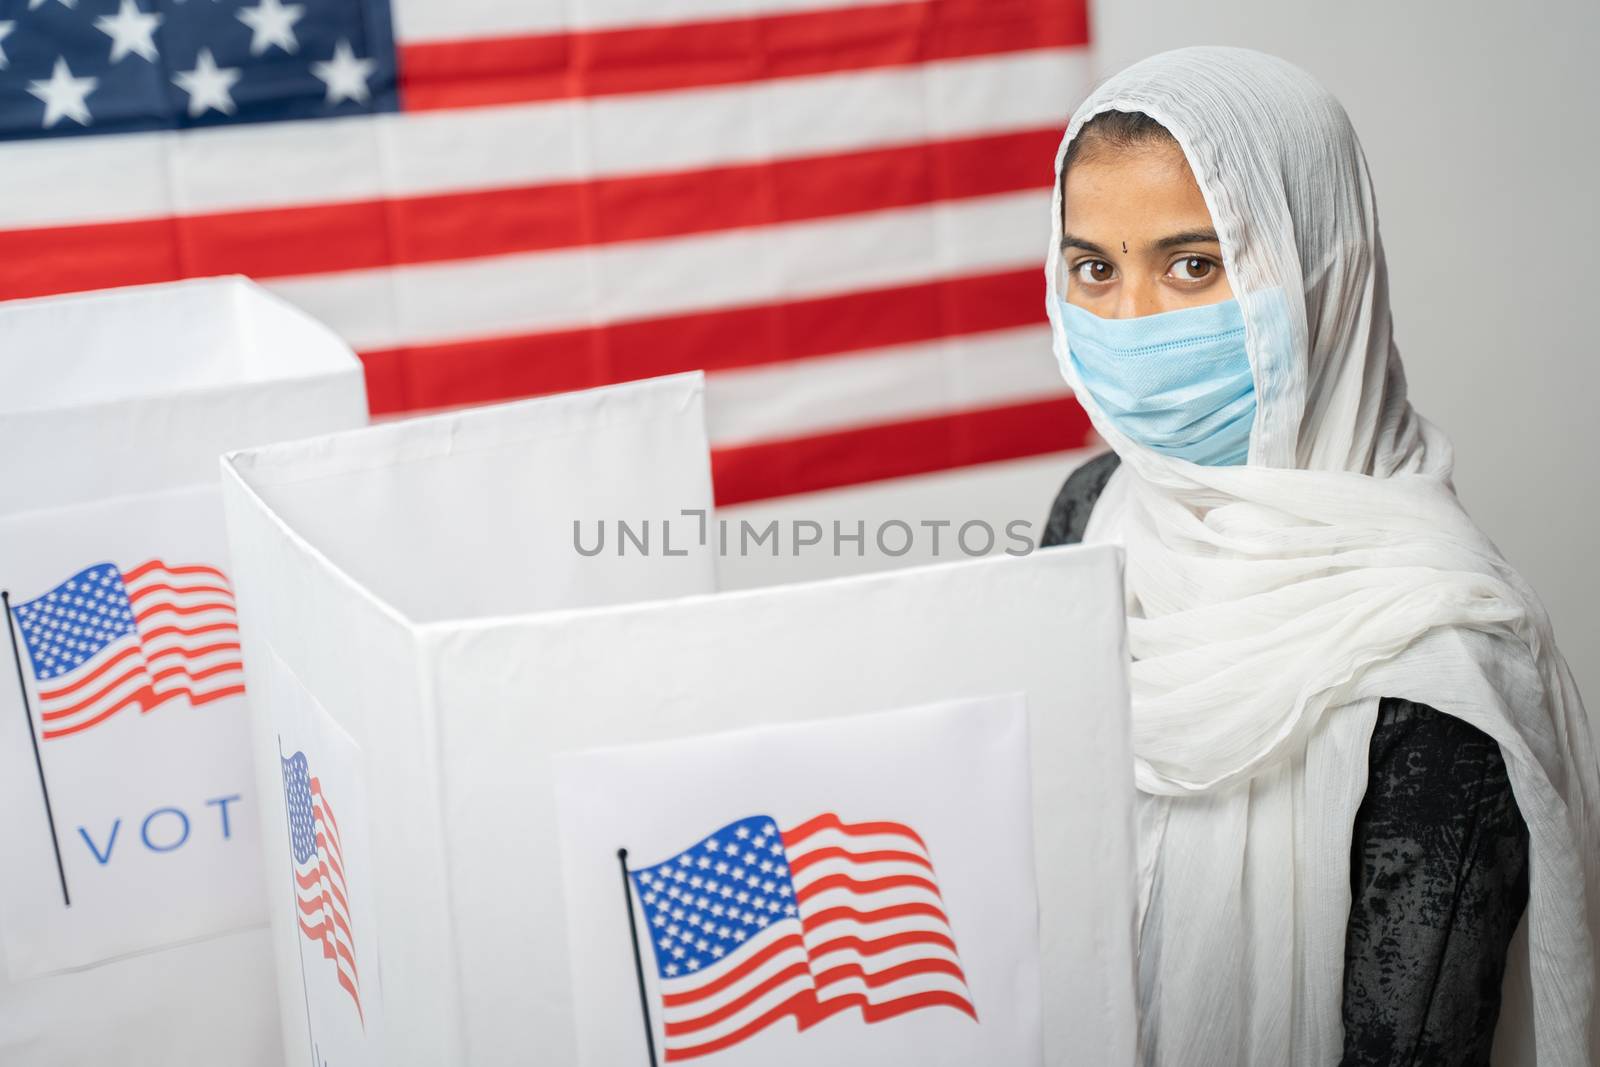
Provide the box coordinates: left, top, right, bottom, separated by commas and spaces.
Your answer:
0, 276, 367, 1065
221, 369, 1137, 1067
221, 373, 720, 1067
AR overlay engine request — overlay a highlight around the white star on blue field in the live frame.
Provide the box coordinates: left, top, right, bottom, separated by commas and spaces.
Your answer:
0, 0, 396, 140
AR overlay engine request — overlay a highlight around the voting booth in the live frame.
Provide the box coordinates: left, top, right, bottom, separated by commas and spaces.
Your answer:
222, 369, 1138, 1066
0, 276, 367, 1064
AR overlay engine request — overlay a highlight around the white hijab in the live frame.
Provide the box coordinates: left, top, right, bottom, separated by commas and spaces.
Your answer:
1044, 46, 1599, 1064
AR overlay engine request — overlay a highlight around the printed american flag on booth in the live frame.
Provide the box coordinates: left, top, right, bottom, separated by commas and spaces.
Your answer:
282, 748, 365, 1026
0, 0, 1093, 505
9, 560, 245, 741
629, 812, 974, 1061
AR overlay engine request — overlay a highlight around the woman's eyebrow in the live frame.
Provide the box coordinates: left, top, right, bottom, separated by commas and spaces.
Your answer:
1151, 228, 1221, 250
1060, 229, 1220, 255
1060, 233, 1109, 255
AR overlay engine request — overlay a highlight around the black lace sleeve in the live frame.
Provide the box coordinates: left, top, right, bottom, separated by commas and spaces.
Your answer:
1041, 450, 1122, 547
1341, 697, 1529, 1066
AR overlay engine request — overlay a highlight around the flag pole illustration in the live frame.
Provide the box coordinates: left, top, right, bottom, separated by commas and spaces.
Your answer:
624, 813, 975, 1062
2, 589, 70, 907
619, 848, 663, 1067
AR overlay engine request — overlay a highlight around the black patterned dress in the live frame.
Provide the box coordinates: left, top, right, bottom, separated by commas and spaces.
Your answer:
1043, 451, 1530, 1066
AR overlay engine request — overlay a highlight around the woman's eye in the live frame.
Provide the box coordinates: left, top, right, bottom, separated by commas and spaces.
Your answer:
1072, 260, 1115, 285
1167, 256, 1218, 283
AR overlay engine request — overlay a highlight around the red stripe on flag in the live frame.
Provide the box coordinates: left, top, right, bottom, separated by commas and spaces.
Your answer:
148, 660, 244, 687
398, 0, 1088, 111
799, 901, 951, 933
358, 267, 1043, 413
711, 394, 1091, 506
297, 916, 365, 1024
40, 667, 149, 720
814, 987, 978, 1024
37, 644, 143, 700
318, 844, 348, 887
126, 581, 235, 602
38, 687, 153, 738
812, 955, 967, 993
807, 928, 959, 960
186, 685, 246, 707
793, 872, 942, 906
146, 641, 241, 663
314, 784, 346, 853
140, 621, 243, 643
782, 813, 930, 850
661, 933, 809, 1007
786, 846, 933, 878
0, 127, 1057, 301
132, 600, 238, 624
122, 561, 229, 584
663, 962, 814, 1035
664, 989, 814, 1062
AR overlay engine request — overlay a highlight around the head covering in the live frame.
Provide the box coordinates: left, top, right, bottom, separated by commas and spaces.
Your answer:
1045, 46, 1598, 1063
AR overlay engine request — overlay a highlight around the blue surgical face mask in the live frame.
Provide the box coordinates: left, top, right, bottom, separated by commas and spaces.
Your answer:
1057, 294, 1259, 466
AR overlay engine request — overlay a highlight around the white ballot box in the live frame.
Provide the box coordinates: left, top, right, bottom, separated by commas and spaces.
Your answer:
222, 366, 1137, 1067
0, 276, 367, 1065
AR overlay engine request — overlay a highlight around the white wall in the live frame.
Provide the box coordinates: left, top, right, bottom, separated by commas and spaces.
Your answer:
1089, 0, 1600, 709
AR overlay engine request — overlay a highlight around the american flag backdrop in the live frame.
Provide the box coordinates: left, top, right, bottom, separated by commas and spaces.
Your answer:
282, 748, 365, 1026
8, 559, 245, 741
629, 812, 973, 1061
0, 0, 1094, 505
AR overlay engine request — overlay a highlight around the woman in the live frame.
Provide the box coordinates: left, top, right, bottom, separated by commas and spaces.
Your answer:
1039, 47, 1599, 1065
